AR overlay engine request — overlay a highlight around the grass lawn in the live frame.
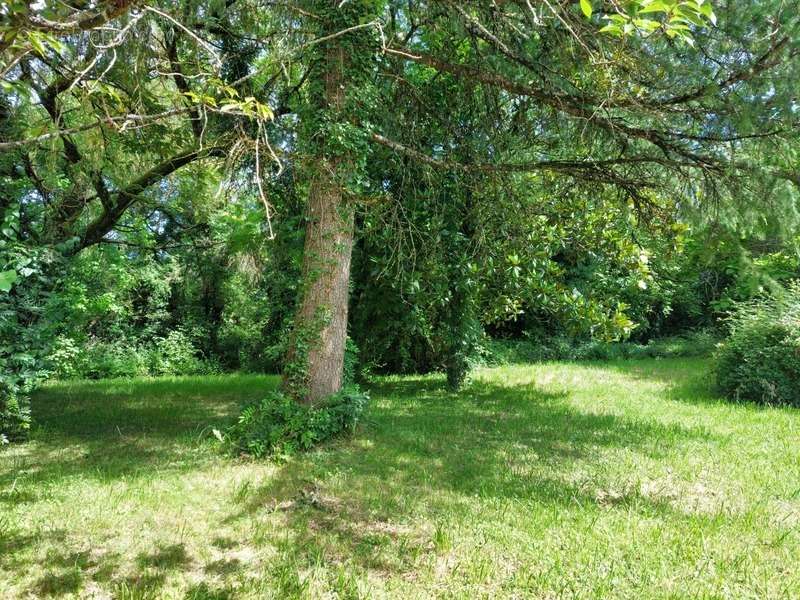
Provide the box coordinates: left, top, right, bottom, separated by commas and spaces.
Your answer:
1, 358, 799, 599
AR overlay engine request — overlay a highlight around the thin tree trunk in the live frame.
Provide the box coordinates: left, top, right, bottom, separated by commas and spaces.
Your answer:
283, 30, 355, 405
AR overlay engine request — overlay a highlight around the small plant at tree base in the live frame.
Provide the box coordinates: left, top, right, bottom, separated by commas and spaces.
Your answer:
715, 281, 800, 406
220, 387, 369, 458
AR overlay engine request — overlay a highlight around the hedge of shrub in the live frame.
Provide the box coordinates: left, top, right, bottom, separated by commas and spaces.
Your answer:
715, 282, 800, 406
48, 330, 219, 380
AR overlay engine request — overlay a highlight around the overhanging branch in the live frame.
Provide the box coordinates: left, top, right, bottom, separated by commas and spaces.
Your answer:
370, 132, 694, 180
0, 108, 193, 151
77, 145, 227, 250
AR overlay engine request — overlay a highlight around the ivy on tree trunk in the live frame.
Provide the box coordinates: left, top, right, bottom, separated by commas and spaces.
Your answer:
282, 1, 371, 405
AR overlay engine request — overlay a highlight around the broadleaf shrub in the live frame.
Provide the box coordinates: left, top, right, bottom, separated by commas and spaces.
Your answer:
223, 387, 369, 457
343, 336, 371, 385
0, 208, 55, 443
49, 332, 218, 380
715, 282, 800, 406
148, 329, 211, 377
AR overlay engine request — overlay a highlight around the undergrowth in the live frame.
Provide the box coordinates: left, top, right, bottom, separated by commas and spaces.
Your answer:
220, 387, 369, 458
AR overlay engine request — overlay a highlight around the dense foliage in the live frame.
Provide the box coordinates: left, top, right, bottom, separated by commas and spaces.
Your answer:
0, 205, 56, 443
716, 282, 800, 406
31, 213, 800, 379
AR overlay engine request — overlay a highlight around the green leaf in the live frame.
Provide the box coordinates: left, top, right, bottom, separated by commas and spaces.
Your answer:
27, 32, 46, 56
699, 2, 717, 24
639, 1, 670, 14
580, 0, 593, 18
0, 269, 18, 293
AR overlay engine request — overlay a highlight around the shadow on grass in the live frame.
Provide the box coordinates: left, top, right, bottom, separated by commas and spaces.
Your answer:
0, 529, 68, 571
602, 358, 747, 407
30, 546, 123, 598
224, 374, 715, 574
32, 375, 280, 438
20, 541, 197, 598
0, 376, 280, 489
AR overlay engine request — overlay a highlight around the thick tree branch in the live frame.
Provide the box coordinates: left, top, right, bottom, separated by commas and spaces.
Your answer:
1, 1, 134, 53
384, 46, 718, 166
78, 145, 227, 250
20, 1, 134, 36
657, 35, 792, 106
439, 2, 793, 111
166, 33, 203, 139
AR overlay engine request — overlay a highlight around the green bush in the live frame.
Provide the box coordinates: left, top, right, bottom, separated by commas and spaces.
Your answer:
147, 330, 211, 377
49, 332, 217, 381
48, 336, 84, 380
221, 387, 369, 458
80, 342, 150, 379
343, 336, 372, 385
715, 282, 800, 406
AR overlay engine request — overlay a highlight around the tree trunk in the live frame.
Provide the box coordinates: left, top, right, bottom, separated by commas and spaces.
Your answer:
288, 170, 355, 405
283, 27, 355, 405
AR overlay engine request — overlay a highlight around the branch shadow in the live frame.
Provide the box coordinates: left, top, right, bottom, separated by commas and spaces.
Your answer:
20, 540, 201, 599
0, 376, 279, 489
223, 371, 716, 575
0, 364, 741, 594
600, 358, 748, 407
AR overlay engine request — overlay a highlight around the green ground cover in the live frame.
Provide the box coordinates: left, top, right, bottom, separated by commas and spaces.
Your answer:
1, 359, 798, 599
